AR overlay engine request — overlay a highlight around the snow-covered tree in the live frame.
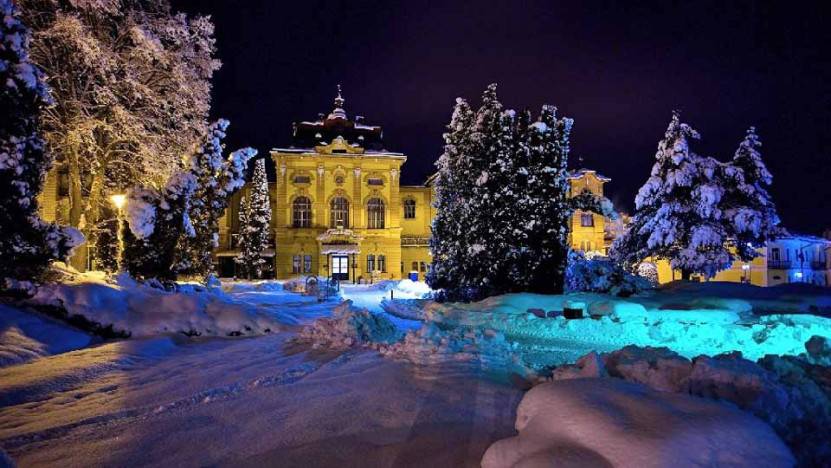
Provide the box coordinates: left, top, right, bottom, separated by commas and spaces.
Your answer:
613, 112, 753, 279
235, 158, 272, 279
429, 85, 577, 299
427, 97, 476, 298
123, 172, 196, 281
176, 120, 256, 280
0, 0, 82, 281
19, 0, 220, 267
722, 127, 780, 260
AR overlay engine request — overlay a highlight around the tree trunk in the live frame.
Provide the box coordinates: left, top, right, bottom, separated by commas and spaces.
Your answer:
67, 146, 83, 228
681, 269, 692, 281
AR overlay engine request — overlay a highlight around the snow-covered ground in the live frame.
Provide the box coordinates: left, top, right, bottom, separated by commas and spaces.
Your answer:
2, 276, 830, 466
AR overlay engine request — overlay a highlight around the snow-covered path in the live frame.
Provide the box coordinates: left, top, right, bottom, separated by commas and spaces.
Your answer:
0, 284, 522, 467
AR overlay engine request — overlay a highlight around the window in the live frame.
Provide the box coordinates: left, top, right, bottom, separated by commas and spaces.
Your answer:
412, 261, 418, 272
403, 199, 416, 219
378, 255, 386, 273
771, 247, 780, 261
58, 168, 70, 197
330, 197, 349, 228
292, 255, 301, 274
292, 197, 311, 228
420, 262, 427, 273
335, 175, 345, 185
367, 254, 375, 272
580, 212, 594, 227
367, 198, 385, 229
293, 175, 311, 184
303, 255, 312, 273
367, 177, 384, 186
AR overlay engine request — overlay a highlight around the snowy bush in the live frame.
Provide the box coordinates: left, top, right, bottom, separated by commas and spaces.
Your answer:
565, 251, 651, 297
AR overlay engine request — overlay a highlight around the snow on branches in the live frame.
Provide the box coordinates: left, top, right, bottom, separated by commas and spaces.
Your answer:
613, 112, 780, 278
235, 158, 272, 279
429, 84, 575, 299
1, 0, 82, 281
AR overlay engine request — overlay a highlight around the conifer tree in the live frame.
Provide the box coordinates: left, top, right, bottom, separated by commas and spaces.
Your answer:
427, 97, 475, 298
723, 127, 780, 260
0, 0, 82, 281
176, 120, 256, 280
235, 158, 272, 279
613, 112, 733, 279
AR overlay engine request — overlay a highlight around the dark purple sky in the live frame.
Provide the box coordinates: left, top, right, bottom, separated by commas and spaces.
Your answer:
172, 0, 830, 235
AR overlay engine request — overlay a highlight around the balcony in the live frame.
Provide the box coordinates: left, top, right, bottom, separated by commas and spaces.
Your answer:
767, 260, 792, 270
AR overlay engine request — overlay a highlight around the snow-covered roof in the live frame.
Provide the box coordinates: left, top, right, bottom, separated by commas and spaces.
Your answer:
568, 168, 611, 182
290, 86, 386, 151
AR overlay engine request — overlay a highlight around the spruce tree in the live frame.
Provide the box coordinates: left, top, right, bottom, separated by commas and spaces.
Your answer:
613, 112, 733, 279
427, 97, 475, 298
517, 105, 573, 293
0, 0, 82, 281
176, 120, 256, 280
722, 127, 780, 260
235, 158, 272, 279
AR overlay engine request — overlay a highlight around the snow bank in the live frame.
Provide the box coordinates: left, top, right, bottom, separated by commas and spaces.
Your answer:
482, 378, 794, 468
294, 301, 401, 349
0, 304, 92, 367
550, 344, 831, 466
26, 273, 282, 338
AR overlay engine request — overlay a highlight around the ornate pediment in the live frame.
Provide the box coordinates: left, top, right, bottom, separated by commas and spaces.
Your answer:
315, 136, 365, 155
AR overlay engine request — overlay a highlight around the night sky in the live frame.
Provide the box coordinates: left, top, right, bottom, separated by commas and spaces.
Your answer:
171, 0, 830, 235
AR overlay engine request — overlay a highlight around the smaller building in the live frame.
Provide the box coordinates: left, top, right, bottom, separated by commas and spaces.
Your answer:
568, 169, 613, 256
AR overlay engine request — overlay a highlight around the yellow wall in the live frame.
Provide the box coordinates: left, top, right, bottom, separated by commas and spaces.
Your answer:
568, 171, 610, 255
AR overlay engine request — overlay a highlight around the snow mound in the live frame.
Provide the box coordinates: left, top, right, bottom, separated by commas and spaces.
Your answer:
393, 279, 432, 298
26, 275, 282, 338
0, 304, 92, 367
482, 378, 794, 468
550, 345, 831, 466
294, 301, 402, 349
380, 323, 527, 374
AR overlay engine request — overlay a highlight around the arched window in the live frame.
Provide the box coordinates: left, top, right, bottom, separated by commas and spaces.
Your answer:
367, 198, 385, 229
403, 199, 416, 219
292, 197, 311, 228
330, 197, 349, 228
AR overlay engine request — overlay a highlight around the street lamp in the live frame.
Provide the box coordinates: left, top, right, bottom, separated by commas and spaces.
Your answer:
110, 194, 127, 272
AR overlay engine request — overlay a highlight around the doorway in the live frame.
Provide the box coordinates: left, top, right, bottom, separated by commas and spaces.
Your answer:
332, 255, 349, 280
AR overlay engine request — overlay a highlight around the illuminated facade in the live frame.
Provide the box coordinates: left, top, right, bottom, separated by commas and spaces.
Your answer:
215, 89, 434, 281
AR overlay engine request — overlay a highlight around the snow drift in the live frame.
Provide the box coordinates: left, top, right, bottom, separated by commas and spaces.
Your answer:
482, 378, 794, 468
26, 273, 282, 338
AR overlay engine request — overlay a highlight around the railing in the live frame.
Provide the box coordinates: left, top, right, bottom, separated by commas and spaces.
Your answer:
767, 260, 792, 270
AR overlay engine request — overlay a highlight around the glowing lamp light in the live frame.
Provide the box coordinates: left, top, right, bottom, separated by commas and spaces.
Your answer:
741, 264, 750, 271
110, 194, 127, 210
795, 272, 804, 279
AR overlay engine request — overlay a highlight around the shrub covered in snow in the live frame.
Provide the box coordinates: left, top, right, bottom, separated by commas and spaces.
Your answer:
565, 251, 651, 296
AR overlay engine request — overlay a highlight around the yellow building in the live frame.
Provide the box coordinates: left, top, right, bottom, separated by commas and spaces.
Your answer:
216, 89, 434, 281
567, 169, 612, 256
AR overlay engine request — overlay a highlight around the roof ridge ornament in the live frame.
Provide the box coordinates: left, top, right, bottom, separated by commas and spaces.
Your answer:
328, 84, 347, 120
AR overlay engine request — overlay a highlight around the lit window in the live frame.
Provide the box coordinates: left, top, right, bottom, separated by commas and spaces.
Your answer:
411, 261, 418, 272
367, 254, 375, 272
580, 212, 594, 227
367, 198, 385, 229
420, 261, 427, 272
330, 197, 349, 228
292, 197, 311, 228
403, 199, 416, 219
